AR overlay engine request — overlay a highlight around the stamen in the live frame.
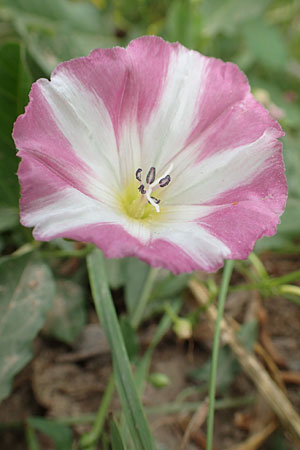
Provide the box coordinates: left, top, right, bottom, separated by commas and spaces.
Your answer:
134, 163, 172, 215
159, 174, 171, 188
138, 184, 146, 195
135, 168, 142, 182
146, 167, 156, 185
151, 163, 173, 189
146, 190, 160, 213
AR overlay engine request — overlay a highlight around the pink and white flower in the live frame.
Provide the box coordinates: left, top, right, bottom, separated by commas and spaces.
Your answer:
13, 36, 287, 273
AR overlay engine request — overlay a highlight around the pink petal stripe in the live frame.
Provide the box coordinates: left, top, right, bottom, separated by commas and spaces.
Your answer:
51, 36, 173, 144
18, 156, 73, 227
122, 36, 174, 126
195, 94, 283, 163
185, 58, 250, 148
13, 83, 95, 198
41, 223, 210, 274
200, 149, 287, 258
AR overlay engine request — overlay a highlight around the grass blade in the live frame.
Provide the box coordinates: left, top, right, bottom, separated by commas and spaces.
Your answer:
87, 249, 156, 450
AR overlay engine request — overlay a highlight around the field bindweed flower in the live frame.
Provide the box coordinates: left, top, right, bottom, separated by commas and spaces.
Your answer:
13, 36, 287, 273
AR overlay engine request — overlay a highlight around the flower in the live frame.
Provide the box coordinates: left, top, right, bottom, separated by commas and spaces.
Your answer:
13, 36, 287, 274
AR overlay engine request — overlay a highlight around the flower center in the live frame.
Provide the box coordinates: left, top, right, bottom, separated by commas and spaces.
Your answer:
121, 165, 172, 221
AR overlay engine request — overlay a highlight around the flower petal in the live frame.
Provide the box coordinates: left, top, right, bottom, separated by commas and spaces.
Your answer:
43, 221, 230, 274
18, 156, 122, 239
139, 40, 209, 172
166, 128, 283, 205
199, 150, 287, 259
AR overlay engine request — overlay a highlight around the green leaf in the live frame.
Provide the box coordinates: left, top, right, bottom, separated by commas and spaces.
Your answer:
189, 345, 239, 393
237, 319, 258, 350
0, 254, 55, 402
242, 18, 288, 71
190, 320, 258, 393
120, 316, 139, 362
124, 258, 150, 318
28, 417, 72, 450
87, 249, 156, 450
0, 41, 31, 207
106, 258, 125, 289
110, 418, 127, 450
1, 0, 117, 74
151, 273, 189, 300
43, 279, 87, 345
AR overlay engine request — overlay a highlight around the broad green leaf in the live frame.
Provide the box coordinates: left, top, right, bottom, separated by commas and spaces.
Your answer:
28, 417, 72, 450
124, 257, 150, 318
110, 418, 127, 450
87, 249, 156, 450
43, 279, 87, 345
0, 41, 31, 207
1, 0, 117, 73
242, 19, 288, 71
0, 254, 55, 402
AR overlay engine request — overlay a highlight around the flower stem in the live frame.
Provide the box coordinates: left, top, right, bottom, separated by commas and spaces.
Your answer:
206, 259, 234, 450
79, 374, 115, 449
131, 267, 160, 329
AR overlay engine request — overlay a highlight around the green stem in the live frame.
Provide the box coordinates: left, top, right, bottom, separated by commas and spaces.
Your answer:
146, 395, 255, 416
79, 375, 115, 449
87, 249, 156, 450
206, 260, 234, 450
270, 267, 300, 286
131, 267, 160, 329
25, 424, 40, 450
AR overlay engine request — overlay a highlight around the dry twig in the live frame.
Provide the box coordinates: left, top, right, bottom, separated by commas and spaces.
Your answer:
227, 421, 277, 450
178, 398, 209, 450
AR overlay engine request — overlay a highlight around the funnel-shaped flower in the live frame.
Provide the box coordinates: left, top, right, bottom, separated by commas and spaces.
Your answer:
13, 36, 287, 273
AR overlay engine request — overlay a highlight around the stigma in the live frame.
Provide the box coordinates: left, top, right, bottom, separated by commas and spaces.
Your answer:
135, 165, 172, 213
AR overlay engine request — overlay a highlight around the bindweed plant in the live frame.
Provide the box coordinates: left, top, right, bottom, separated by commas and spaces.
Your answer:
1, 1, 300, 450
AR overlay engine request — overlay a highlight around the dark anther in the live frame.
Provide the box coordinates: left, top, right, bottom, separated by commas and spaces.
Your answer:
151, 196, 160, 204
159, 174, 171, 187
146, 167, 156, 185
135, 168, 142, 182
138, 184, 146, 195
